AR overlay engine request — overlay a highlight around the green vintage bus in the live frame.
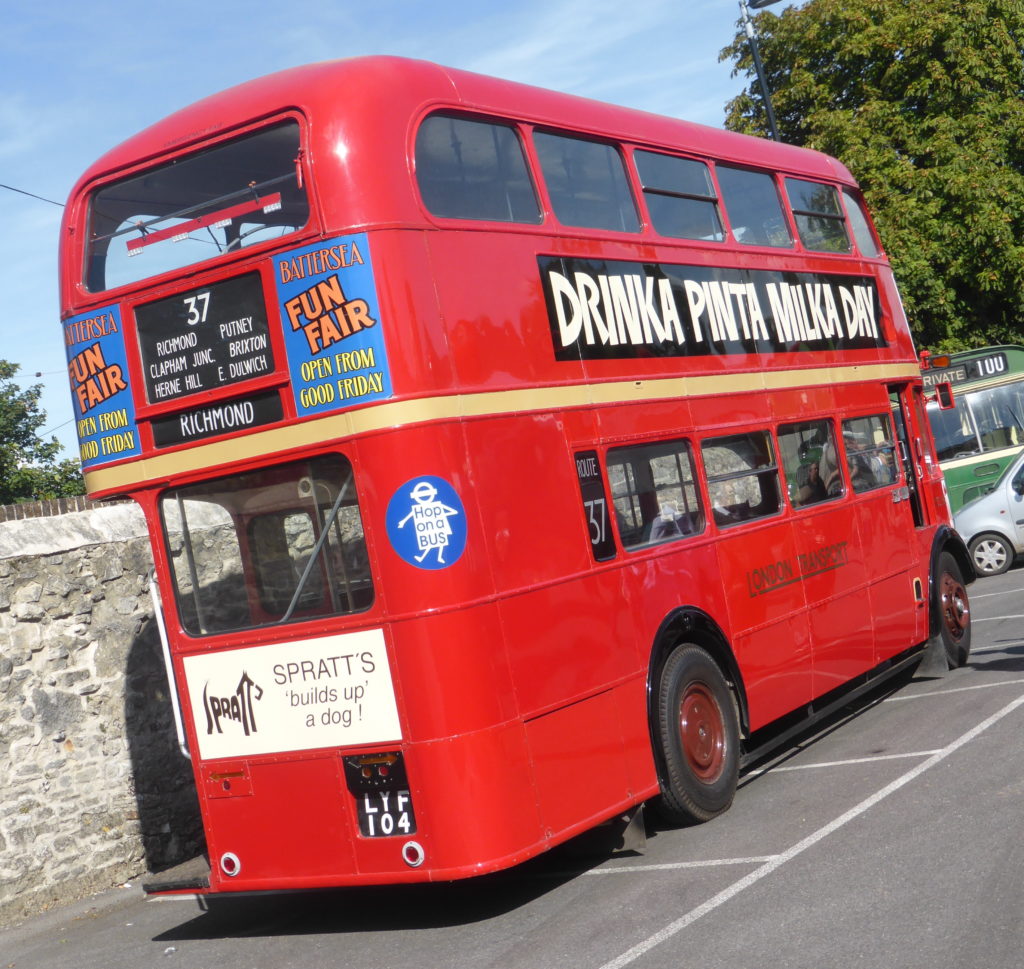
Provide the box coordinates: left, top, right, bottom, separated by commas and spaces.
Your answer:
923, 346, 1024, 511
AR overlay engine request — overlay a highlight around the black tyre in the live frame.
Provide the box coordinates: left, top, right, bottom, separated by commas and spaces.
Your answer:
968, 533, 1014, 576
937, 551, 971, 667
655, 644, 740, 824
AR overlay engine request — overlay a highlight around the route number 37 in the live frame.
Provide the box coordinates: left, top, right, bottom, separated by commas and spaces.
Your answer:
575, 450, 616, 561
184, 291, 211, 325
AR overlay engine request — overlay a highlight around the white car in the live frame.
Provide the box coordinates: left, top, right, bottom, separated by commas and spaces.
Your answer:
954, 448, 1024, 575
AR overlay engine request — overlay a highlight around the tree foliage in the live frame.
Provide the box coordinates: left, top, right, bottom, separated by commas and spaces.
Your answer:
722, 0, 1024, 352
0, 360, 84, 505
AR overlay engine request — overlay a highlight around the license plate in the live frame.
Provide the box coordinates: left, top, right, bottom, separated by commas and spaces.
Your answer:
357, 790, 416, 838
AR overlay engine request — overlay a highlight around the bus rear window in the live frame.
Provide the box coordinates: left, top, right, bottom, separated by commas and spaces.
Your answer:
86, 121, 309, 292
161, 453, 372, 636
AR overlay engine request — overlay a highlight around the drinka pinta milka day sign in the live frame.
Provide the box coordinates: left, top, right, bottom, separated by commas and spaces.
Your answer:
539, 257, 886, 359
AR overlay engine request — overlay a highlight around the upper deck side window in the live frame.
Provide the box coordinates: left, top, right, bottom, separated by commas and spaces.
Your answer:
841, 186, 881, 257
715, 166, 793, 249
784, 177, 852, 254
85, 121, 310, 293
634, 150, 724, 242
533, 131, 640, 233
415, 114, 542, 223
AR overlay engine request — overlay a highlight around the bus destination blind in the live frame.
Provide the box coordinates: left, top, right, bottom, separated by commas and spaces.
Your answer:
135, 273, 275, 404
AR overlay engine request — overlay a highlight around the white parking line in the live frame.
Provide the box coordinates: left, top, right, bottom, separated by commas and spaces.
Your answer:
969, 587, 1024, 600
596, 690, 1024, 969
971, 642, 1024, 653
888, 676, 1024, 699
745, 750, 942, 776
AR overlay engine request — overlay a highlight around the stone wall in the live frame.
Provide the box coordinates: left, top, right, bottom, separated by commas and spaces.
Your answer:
0, 504, 204, 926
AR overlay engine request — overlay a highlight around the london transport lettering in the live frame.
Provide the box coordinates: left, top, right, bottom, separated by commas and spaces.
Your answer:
63, 304, 141, 469
541, 257, 886, 360
274, 233, 393, 417
745, 540, 850, 597
182, 629, 402, 761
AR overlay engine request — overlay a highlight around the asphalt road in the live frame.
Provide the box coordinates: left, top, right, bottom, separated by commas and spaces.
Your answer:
7, 564, 1024, 969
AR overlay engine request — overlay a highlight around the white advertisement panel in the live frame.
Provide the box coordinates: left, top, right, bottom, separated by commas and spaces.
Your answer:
182, 628, 402, 760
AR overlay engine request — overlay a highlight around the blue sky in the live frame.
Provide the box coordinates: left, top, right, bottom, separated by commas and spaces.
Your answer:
2, 0, 760, 460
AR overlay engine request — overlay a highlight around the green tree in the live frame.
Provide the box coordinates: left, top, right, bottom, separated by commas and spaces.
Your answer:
0, 360, 84, 504
722, 0, 1024, 352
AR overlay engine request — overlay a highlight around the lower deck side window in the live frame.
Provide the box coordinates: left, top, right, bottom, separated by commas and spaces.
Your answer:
842, 414, 899, 493
702, 431, 781, 527
607, 440, 704, 549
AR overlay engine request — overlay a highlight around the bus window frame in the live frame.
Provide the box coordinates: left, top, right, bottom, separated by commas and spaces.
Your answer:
413, 111, 544, 225
158, 450, 375, 639
630, 147, 725, 244
783, 176, 853, 254
605, 438, 706, 551
839, 412, 901, 495
777, 419, 844, 510
77, 111, 319, 301
530, 127, 642, 234
711, 163, 796, 250
701, 429, 783, 528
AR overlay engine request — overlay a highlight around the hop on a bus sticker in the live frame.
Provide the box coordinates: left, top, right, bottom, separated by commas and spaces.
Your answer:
386, 476, 467, 570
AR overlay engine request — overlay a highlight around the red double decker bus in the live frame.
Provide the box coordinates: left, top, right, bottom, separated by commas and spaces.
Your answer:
59, 56, 973, 895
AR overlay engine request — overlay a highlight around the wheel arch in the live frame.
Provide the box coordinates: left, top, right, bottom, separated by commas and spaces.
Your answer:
646, 607, 749, 766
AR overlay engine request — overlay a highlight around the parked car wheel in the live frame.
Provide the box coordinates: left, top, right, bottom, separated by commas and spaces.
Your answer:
968, 533, 1014, 576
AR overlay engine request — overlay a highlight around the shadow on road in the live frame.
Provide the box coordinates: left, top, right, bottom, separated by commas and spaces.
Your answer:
150, 855, 596, 942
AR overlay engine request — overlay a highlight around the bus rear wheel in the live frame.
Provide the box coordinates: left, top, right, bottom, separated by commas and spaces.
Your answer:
937, 551, 971, 667
655, 644, 740, 825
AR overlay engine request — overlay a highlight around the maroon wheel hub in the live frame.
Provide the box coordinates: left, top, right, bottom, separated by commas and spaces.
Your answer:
679, 683, 725, 782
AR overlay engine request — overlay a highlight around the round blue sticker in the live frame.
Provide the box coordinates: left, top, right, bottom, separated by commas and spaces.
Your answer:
385, 476, 467, 570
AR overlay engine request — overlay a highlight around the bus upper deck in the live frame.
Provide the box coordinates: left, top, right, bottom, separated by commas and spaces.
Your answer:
63, 56, 916, 500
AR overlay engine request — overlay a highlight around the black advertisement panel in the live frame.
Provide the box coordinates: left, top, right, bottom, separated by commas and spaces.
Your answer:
151, 391, 284, 449
574, 450, 616, 562
540, 256, 887, 361
136, 273, 275, 403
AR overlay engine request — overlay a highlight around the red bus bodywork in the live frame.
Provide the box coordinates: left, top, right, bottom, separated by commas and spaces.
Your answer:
58, 56, 972, 894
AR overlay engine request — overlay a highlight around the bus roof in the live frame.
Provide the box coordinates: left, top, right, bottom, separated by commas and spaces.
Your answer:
69, 55, 855, 198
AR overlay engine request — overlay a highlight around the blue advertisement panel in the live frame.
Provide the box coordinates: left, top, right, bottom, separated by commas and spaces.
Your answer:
273, 233, 392, 417
63, 304, 141, 469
